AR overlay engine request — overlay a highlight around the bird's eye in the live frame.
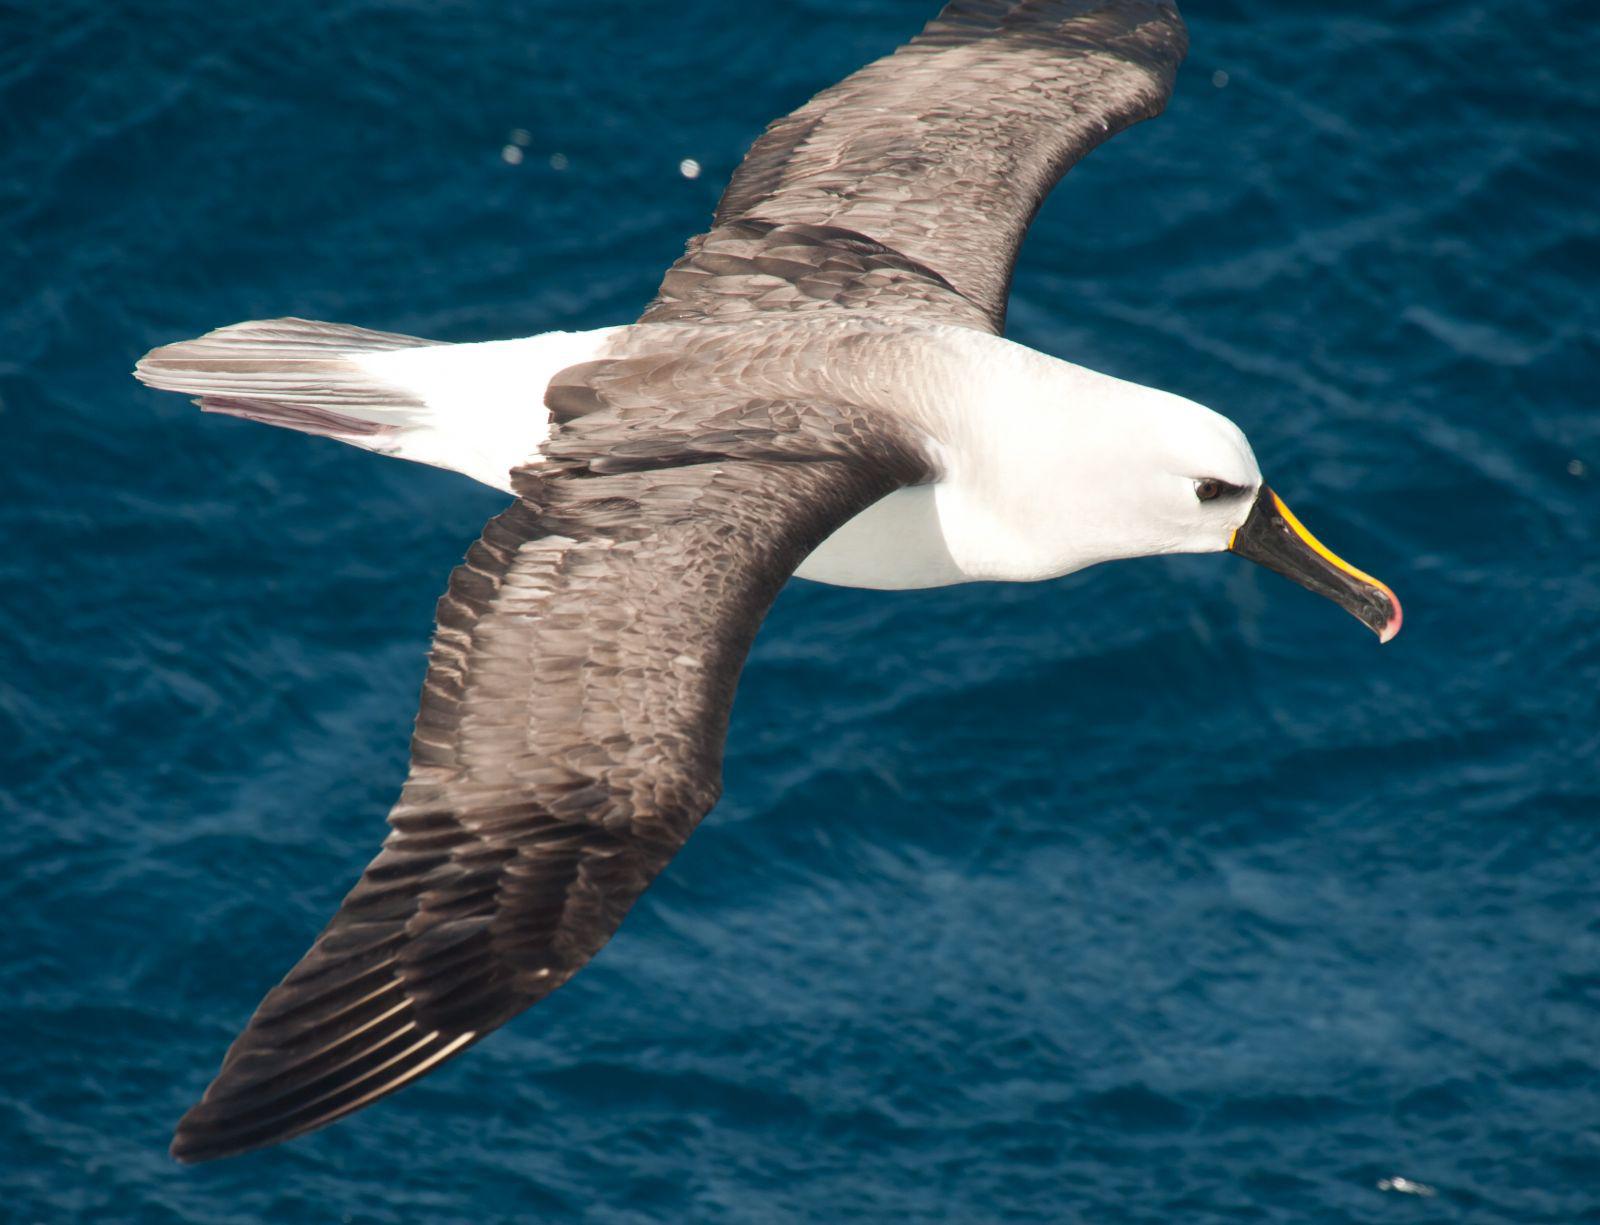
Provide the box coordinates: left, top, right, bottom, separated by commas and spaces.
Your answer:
1194, 478, 1241, 503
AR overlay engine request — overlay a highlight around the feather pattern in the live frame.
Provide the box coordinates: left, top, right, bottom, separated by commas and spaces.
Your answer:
134, 317, 436, 441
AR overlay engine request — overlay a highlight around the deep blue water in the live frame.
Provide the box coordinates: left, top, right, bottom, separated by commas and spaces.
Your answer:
3, 1, 1597, 1220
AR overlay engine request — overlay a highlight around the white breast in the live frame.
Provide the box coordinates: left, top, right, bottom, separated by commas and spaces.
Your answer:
793, 483, 971, 589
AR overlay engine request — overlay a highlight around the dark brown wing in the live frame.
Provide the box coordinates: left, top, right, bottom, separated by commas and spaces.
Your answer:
643, 0, 1187, 334
171, 386, 930, 1163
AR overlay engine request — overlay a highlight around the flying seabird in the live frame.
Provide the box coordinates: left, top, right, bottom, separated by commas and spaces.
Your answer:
136, 0, 1401, 1163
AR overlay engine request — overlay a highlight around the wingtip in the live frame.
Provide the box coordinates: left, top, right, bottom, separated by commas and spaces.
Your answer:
168, 1099, 331, 1165
169, 1125, 292, 1166
169, 1115, 246, 1165
165, 1024, 483, 1164
169, 1097, 268, 1165
168, 1130, 208, 1166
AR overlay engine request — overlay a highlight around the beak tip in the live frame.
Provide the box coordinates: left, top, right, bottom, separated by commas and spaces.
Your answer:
1377, 590, 1403, 644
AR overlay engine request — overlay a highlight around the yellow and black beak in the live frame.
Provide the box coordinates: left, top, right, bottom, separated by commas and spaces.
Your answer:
1229, 486, 1402, 643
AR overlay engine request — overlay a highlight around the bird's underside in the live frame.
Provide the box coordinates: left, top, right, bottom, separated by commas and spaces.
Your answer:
138, 0, 1188, 1162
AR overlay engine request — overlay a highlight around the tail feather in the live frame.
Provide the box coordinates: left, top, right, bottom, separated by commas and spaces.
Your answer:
136, 317, 439, 454
137, 319, 624, 495
136, 317, 621, 493
197, 395, 397, 438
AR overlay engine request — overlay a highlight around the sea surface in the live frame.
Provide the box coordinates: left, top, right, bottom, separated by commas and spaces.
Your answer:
2, 1, 1596, 1221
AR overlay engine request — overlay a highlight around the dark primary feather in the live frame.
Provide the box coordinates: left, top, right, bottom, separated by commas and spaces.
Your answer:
644, 0, 1187, 333
170, 364, 931, 1163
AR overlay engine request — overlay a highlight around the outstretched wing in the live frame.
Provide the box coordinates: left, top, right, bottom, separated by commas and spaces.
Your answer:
172, 388, 930, 1163
644, 0, 1187, 334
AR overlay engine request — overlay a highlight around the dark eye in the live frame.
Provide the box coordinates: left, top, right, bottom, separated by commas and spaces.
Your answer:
1195, 478, 1242, 503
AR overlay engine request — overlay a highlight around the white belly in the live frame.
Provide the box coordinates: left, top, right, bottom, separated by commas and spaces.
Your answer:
792, 484, 970, 590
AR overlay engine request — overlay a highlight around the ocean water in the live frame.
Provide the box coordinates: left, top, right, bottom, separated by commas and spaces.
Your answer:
2, 0, 1596, 1220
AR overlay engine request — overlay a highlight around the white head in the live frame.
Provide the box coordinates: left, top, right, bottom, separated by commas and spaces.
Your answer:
947, 360, 1263, 580
1044, 381, 1264, 567
937, 348, 1400, 641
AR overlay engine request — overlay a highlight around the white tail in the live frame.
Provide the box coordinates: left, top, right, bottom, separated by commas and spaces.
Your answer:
135, 317, 622, 492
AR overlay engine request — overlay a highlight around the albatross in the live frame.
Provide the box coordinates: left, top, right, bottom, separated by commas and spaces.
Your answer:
136, 0, 1401, 1163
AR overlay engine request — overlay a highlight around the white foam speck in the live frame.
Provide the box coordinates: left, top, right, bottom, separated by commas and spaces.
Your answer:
1212, 69, 1230, 88
501, 145, 524, 165
1376, 1177, 1436, 1197
679, 157, 701, 179
549, 152, 569, 171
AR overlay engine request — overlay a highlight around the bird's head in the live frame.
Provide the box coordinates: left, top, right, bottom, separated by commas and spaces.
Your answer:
1000, 372, 1401, 642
